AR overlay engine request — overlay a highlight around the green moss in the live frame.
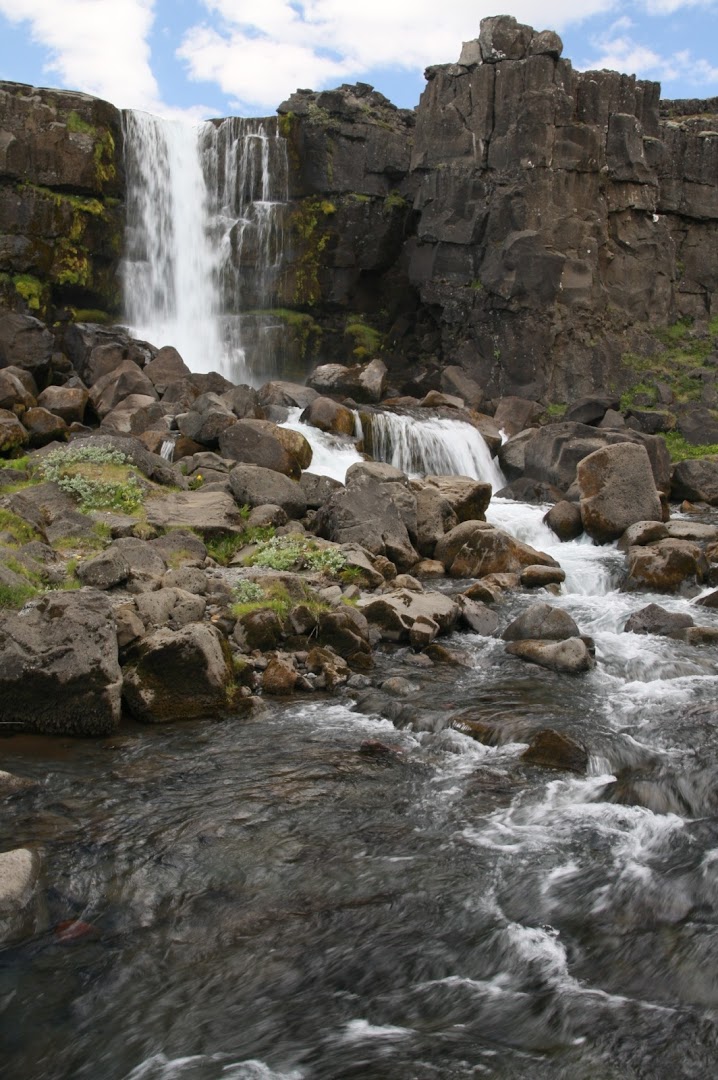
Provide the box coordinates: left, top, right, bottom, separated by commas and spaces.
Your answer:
544, 403, 567, 418
277, 111, 295, 139
621, 318, 718, 407
662, 432, 718, 462
620, 383, 659, 410
69, 308, 113, 324
205, 527, 275, 566
384, 190, 407, 211
66, 111, 96, 136
349, 193, 372, 203
93, 129, 116, 187
290, 197, 336, 306
248, 308, 322, 364
344, 316, 383, 360
12, 274, 45, 312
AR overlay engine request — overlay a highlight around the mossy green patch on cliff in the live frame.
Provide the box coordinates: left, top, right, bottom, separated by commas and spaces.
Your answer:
621, 316, 718, 406
93, 128, 116, 188
249, 308, 322, 363
11, 274, 47, 313
384, 190, 407, 211
290, 197, 336, 307
66, 110, 96, 136
344, 316, 383, 360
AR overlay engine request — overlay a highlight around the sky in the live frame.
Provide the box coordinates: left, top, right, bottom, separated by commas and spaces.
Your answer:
0, 1, 717, 122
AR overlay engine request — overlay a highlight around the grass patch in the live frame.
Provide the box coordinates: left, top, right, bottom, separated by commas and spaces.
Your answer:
205, 526, 274, 566
0, 509, 39, 546
230, 579, 329, 622
0, 582, 39, 609
544, 403, 567, 418
662, 431, 718, 462
39, 445, 144, 513
622, 316, 718, 407
248, 535, 348, 575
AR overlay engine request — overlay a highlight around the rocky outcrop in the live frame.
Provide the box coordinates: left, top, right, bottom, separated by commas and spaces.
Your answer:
0, 82, 123, 321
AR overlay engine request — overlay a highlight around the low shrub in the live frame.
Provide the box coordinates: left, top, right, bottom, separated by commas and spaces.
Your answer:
39, 445, 144, 513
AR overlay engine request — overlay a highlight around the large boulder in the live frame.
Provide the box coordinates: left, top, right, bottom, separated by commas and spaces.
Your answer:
523, 423, 671, 495
308, 359, 387, 403
435, 521, 558, 578
423, 475, 492, 522
670, 459, 718, 505
219, 419, 305, 477
357, 588, 459, 642
88, 358, 158, 418
502, 603, 580, 642
300, 396, 356, 435
144, 346, 191, 394
577, 442, 663, 544
0, 589, 122, 734
145, 490, 247, 536
624, 539, 708, 593
229, 464, 307, 519
0, 313, 53, 377
122, 623, 234, 722
505, 637, 594, 673
414, 485, 459, 556
313, 473, 419, 571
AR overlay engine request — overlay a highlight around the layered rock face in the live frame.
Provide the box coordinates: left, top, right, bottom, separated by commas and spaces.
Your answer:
0, 82, 123, 321
1, 15, 717, 402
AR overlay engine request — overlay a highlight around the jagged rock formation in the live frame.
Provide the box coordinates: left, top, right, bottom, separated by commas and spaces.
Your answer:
0, 15, 717, 403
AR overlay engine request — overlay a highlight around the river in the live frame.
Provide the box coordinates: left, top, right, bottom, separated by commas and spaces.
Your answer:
3, 483, 718, 1079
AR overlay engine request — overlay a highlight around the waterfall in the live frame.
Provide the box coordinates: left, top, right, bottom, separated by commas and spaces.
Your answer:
362, 412, 506, 489
121, 112, 288, 383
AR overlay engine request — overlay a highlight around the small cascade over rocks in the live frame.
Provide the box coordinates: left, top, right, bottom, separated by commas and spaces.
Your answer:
361, 410, 506, 489
121, 112, 288, 384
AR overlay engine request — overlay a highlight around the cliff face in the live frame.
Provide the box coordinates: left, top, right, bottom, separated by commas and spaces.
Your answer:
0, 15, 717, 403
0, 81, 123, 322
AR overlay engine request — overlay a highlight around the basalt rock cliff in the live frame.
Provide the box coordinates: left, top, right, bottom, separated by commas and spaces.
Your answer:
1, 15, 717, 406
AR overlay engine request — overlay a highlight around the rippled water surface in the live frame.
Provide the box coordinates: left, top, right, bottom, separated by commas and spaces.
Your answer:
3, 502, 718, 1079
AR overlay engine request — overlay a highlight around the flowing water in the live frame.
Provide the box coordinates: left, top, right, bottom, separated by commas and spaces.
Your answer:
4, 411, 718, 1077
122, 113, 287, 384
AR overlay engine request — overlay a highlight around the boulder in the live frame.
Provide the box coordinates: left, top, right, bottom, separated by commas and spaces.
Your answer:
563, 396, 619, 426
262, 657, 298, 695
77, 547, 130, 590
306, 645, 350, 689
110, 537, 167, 592
523, 423, 671, 495
520, 565, 566, 588
578, 443, 662, 544
492, 396, 543, 436
299, 471, 344, 510
423, 475, 492, 521
457, 597, 499, 635
414, 485, 459, 556
0, 367, 36, 411
440, 367, 483, 409
151, 529, 207, 567
134, 588, 206, 631
308, 358, 387, 403
0, 313, 53, 376
495, 478, 563, 504
145, 490, 247, 536
357, 588, 459, 642
521, 729, 588, 773
617, 520, 669, 551
0, 408, 29, 452
300, 396, 356, 435
229, 464, 307, 520
478, 14, 534, 62
625, 539, 708, 593
258, 381, 319, 408
219, 419, 304, 477
0, 848, 42, 945
497, 429, 537, 482
624, 604, 694, 636
544, 500, 583, 541
234, 608, 284, 651
37, 385, 88, 424
317, 608, 372, 658
314, 474, 419, 571
122, 623, 234, 722
0, 589, 122, 734
22, 406, 68, 447
670, 459, 718, 505
435, 520, 558, 578
221, 384, 264, 419
144, 346, 191, 394
503, 603, 580, 642
89, 358, 158, 419
505, 637, 594, 673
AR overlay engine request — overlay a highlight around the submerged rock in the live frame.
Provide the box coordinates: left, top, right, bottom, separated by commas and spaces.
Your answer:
521, 729, 588, 773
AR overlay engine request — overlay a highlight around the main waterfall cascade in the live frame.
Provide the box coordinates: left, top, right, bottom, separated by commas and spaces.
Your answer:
121, 111, 288, 384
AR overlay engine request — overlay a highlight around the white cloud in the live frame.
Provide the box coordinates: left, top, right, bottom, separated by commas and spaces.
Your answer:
179, 0, 620, 112
583, 28, 718, 86
0, 0, 164, 111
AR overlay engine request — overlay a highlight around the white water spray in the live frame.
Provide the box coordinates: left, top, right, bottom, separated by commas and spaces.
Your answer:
363, 412, 506, 489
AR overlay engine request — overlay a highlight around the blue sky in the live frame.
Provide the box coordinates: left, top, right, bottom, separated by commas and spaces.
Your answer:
0, 2, 717, 120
